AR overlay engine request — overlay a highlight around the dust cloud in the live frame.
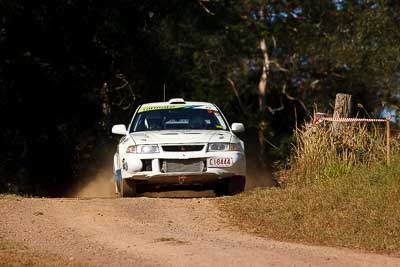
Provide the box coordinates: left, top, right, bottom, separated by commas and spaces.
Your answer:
68, 166, 276, 198
244, 157, 278, 190
68, 164, 215, 198
67, 153, 276, 198
69, 167, 115, 198
245, 171, 277, 190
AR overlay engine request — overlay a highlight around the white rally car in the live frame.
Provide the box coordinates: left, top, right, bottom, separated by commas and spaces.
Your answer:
111, 98, 246, 197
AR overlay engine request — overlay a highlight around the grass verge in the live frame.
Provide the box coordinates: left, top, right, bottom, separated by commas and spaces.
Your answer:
219, 161, 400, 254
219, 124, 400, 255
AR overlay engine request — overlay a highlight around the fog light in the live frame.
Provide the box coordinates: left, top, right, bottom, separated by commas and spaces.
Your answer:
141, 159, 153, 171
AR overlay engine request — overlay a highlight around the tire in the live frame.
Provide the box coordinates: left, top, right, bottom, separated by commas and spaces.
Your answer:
119, 179, 137, 197
214, 176, 246, 196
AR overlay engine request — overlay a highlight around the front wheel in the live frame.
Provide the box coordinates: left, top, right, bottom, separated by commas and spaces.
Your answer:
119, 179, 137, 197
214, 176, 246, 197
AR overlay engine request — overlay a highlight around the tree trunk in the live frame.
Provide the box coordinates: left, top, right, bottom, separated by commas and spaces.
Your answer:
258, 38, 269, 112
258, 37, 269, 165
257, 6, 270, 165
333, 93, 352, 133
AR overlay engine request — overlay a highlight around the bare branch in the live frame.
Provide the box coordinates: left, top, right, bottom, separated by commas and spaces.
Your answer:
282, 83, 309, 114
113, 74, 136, 102
264, 137, 279, 149
227, 78, 247, 115
114, 74, 129, 90
272, 36, 277, 49
122, 103, 131, 110
198, 0, 215, 15
332, 72, 345, 78
269, 60, 289, 72
267, 98, 284, 114
114, 80, 129, 90
310, 79, 320, 88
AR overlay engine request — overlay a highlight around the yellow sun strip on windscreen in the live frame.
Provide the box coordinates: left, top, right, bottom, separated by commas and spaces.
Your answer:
138, 104, 217, 113
138, 105, 184, 113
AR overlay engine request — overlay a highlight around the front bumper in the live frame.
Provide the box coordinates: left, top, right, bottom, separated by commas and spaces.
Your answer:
129, 172, 224, 185
120, 151, 246, 185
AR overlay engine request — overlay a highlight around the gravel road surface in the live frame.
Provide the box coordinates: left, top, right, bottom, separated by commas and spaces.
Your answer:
1, 195, 399, 266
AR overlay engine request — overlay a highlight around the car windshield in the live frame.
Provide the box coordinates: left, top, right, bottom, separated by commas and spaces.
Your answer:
130, 105, 228, 132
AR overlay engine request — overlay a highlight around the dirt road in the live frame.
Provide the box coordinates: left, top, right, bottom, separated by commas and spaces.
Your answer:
1, 195, 399, 267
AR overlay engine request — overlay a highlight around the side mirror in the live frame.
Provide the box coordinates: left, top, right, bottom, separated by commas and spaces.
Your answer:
231, 123, 245, 133
112, 124, 127, 135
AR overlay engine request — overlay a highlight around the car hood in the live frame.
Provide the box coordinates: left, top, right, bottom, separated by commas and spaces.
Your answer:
129, 130, 233, 145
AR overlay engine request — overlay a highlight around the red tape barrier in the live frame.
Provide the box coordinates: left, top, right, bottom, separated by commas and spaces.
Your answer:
313, 116, 389, 125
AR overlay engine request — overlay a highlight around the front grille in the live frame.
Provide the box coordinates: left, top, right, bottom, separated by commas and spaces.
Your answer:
162, 145, 204, 152
161, 159, 206, 173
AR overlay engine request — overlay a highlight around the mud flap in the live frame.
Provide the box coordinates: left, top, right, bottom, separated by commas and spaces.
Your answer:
115, 169, 122, 193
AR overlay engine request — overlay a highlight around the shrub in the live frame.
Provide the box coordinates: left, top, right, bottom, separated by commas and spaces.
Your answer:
290, 123, 398, 185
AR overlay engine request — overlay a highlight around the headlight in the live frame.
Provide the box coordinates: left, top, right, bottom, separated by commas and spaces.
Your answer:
126, 145, 160, 153
126, 145, 136, 153
138, 145, 159, 153
208, 143, 240, 152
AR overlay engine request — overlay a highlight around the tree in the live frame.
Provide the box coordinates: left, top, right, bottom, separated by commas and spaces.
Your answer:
2, 0, 400, 194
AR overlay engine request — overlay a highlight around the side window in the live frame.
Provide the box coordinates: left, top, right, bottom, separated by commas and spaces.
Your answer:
132, 114, 145, 132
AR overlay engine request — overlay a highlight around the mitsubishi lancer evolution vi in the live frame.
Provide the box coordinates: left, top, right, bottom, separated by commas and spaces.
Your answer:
111, 98, 246, 197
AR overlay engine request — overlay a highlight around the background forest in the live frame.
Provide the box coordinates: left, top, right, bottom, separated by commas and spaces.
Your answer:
1, 0, 400, 195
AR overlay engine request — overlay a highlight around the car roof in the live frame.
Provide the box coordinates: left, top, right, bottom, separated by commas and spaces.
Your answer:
140, 101, 215, 107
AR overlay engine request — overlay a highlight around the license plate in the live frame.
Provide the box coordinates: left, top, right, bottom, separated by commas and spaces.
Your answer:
208, 158, 233, 167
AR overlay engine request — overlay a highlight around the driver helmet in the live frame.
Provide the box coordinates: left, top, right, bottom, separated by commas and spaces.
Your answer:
189, 116, 205, 129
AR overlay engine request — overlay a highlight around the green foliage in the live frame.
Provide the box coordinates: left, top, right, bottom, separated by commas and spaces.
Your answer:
321, 162, 352, 180
2, 0, 400, 194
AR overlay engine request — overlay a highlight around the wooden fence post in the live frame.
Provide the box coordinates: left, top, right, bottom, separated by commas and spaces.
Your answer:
333, 93, 352, 133
386, 119, 391, 166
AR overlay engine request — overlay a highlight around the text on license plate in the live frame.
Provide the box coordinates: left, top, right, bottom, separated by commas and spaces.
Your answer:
208, 158, 233, 167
